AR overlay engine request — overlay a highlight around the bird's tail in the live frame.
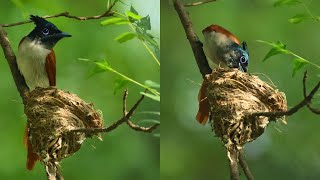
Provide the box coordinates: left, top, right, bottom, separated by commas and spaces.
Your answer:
23, 124, 39, 170
196, 80, 210, 125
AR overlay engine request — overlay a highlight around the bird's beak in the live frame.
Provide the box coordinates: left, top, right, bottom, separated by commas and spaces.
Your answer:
60, 32, 72, 38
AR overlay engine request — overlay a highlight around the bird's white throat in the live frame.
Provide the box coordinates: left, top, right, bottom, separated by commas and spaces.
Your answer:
17, 37, 51, 90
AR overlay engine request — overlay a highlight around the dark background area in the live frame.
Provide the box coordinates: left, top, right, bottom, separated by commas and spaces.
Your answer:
0, 0, 159, 179
161, 0, 320, 179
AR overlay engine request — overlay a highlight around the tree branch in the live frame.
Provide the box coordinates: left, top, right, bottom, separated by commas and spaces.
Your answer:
0, 26, 28, 103
70, 90, 145, 134
185, 0, 217, 7
303, 71, 320, 114
239, 150, 254, 180
249, 75, 320, 119
70, 89, 159, 135
227, 146, 240, 180
173, 0, 212, 78
0, 1, 116, 27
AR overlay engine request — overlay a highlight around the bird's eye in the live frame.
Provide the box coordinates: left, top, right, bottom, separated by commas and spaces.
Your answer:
42, 28, 49, 35
240, 56, 247, 64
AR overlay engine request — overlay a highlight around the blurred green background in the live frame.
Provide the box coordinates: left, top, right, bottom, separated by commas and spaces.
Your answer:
0, 0, 159, 179
161, 0, 320, 180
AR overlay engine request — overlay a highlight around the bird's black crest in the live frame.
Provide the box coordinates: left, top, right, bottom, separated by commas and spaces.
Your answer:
30, 15, 50, 27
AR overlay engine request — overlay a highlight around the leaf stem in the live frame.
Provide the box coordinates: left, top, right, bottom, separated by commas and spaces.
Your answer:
108, 67, 160, 96
257, 40, 320, 69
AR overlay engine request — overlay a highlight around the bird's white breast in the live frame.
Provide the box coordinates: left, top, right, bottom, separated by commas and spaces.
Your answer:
17, 37, 51, 90
203, 31, 234, 68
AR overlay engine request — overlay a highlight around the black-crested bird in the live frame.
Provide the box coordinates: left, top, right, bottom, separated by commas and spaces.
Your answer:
17, 15, 71, 170
197, 24, 249, 125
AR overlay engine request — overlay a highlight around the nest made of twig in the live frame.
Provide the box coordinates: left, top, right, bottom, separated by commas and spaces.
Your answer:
24, 87, 103, 163
205, 68, 287, 149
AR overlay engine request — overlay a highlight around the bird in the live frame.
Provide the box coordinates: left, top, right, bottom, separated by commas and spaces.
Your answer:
196, 24, 249, 125
17, 15, 71, 170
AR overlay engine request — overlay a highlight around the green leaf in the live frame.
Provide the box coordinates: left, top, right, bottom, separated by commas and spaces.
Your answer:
113, 78, 129, 95
138, 119, 160, 124
145, 80, 160, 89
288, 14, 310, 24
89, 60, 113, 77
140, 92, 160, 102
138, 15, 151, 30
126, 10, 142, 20
292, 58, 308, 77
273, 0, 302, 7
101, 17, 129, 26
130, 6, 139, 15
262, 41, 289, 61
115, 32, 137, 43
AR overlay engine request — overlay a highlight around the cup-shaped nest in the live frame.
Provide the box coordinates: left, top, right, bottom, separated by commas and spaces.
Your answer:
205, 68, 287, 149
24, 87, 103, 163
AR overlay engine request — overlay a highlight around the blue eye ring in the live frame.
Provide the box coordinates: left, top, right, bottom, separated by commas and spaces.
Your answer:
240, 56, 247, 63
42, 28, 49, 35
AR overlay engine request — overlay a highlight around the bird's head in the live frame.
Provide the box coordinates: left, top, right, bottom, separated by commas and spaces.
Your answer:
202, 25, 249, 72
27, 15, 71, 49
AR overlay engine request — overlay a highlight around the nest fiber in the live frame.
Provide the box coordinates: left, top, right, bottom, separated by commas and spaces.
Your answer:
24, 87, 103, 163
205, 68, 287, 149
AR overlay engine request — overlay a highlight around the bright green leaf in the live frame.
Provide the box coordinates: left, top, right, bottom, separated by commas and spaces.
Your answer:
115, 32, 137, 43
130, 6, 139, 15
141, 92, 160, 102
262, 41, 289, 61
113, 78, 129, 95
126, 10, 142, 20
138, 15, 151, 30
101, 17, 128, 26
145, 80, 160, 89
288, 14, 310, 24
273, 0, 302, 7
89, 60, 113, 77
292, 58, 308, 77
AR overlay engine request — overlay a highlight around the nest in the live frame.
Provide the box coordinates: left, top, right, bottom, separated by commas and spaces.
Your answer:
205, 68, 287, 149
24, 87, 103, 163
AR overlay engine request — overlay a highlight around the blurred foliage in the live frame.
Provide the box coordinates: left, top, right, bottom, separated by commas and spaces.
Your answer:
0, 0, 159, 180
161, 0, 320, 180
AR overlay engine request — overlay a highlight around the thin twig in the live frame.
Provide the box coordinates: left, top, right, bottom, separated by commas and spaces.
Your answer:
124, 89, 160, 133
123, 89, 129, 116
0, 2, 116, 27
303, 71, 320, 114
0, 26, 29, 103
45, 161, 64, 180
126, 120, 160, 133
185, 0, 217, 7
71, 90, 145, 134
249, 79, 320, 119
173, 0, 212, 78
239, 150, 254, 180
227, 146, 240, 180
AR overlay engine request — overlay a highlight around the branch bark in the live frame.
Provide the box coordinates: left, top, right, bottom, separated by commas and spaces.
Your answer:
227, 146, 240, 180
0, 2, 116, 27
173, 0, 212, 78
69, 89, 158, 135
0, 26, 28, 103
185, 0, 217, 7
249, 76, 320, 119
239, 150, 254, 180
